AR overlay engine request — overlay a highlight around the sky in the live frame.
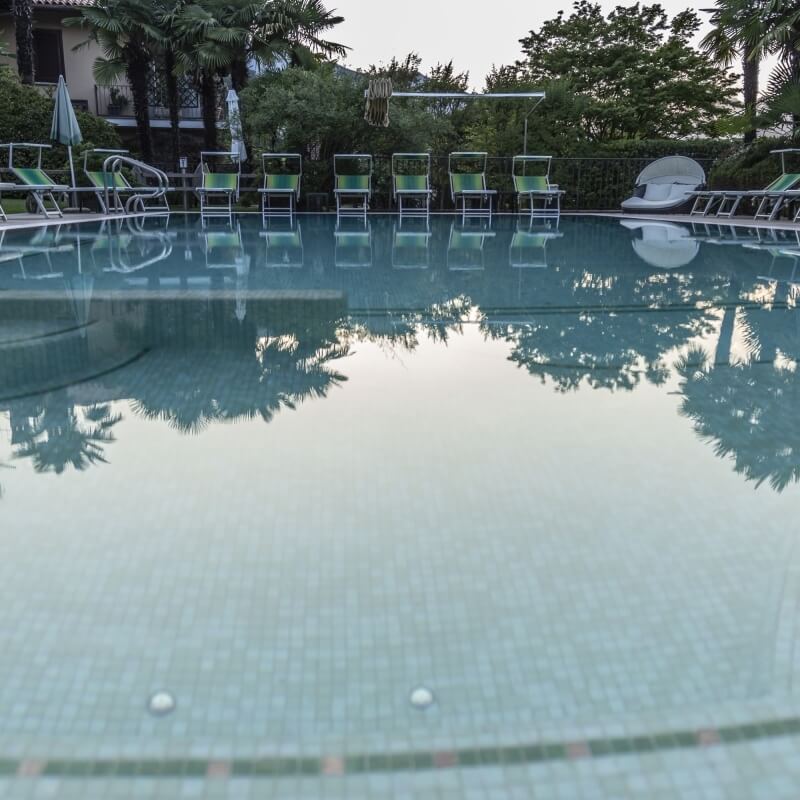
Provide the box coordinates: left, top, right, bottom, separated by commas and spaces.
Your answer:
332, 0, 714, 88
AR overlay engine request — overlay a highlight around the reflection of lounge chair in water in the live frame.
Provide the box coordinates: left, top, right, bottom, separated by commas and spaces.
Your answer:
85, 218, 174, 274
620, 220, 699, 270
260, 220, 304, 268
509, 220, 562, 269
392, 218, 431, 269
447, 221, 495, 271
335, 219, 373, 268
199, 222, 249, 271
0, 227, 74, 280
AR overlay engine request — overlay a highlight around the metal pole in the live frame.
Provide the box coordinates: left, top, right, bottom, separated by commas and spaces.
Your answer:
524, 117, 528, 157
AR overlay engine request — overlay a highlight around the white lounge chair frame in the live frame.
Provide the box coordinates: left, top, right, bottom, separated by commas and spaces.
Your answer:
334, 154, 372, 220
197, 151, 241, 222
392, 153, 432, 218
259, 153, 302, 220
690, 149, 800, 221
1, 143, 68, 218
512, 155, 564, 219
449, 152, 497, 221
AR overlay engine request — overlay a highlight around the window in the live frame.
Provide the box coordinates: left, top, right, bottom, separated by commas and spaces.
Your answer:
33, 29, 65, 85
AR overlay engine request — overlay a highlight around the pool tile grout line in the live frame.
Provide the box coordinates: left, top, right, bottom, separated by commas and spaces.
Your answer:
8, 717, 800, 779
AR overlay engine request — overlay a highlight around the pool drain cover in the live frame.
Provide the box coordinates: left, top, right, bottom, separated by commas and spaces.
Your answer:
147, 691, 176, 716
409, 687, 435, 710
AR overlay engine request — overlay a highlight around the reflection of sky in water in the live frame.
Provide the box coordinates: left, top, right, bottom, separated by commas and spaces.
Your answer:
1, 215, 800, 762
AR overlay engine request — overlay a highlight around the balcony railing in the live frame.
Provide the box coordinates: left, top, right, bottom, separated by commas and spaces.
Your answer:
94, 83, 224, 122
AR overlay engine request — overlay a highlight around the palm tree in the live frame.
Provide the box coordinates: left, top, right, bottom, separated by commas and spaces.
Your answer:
11, 0, 34, 84
702, 1, 770, 144
169, 0, 346, 150
68, 0, 163, 160
756, 0, 800, 135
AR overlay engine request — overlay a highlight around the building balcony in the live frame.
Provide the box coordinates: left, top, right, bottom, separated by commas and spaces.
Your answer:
94, 83, 225, 129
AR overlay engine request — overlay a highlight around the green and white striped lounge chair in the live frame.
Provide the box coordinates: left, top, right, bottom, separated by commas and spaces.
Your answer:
392, 153, 433, 217
690, 150, 800, 220
513, 156, 564, 219
2, 143, 68, 218
259, 154, 302, 219
449, 152, 497, 221
83, 148, 134, 213
334, 154, 372, 220
197, 151, 241, 221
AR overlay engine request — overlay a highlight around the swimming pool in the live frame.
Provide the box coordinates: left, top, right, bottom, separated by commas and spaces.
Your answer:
1, 214, 799, 798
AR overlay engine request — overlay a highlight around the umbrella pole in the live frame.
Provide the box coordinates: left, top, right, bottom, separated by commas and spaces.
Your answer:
68, 146, 77, 211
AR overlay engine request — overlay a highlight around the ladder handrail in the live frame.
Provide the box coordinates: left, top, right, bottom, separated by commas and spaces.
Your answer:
102, 154, 170, 214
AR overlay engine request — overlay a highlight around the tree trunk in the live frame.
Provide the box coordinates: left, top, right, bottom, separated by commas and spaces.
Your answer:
163, 49, 183, 168
230, 55, 248, 92
742, 54, 759, 145
200, 70, 218, 150
12, 0, 35, 85
127, 50, 153, 161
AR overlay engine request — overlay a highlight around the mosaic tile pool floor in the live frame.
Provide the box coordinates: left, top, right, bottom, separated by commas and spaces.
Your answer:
1, 214, 799, 796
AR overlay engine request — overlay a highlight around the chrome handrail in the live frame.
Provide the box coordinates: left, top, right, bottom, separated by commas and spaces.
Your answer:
102, 154, 170, 215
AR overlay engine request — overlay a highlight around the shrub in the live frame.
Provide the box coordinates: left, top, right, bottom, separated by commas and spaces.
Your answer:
0, 67, 119, 172
707, 137, 796, 190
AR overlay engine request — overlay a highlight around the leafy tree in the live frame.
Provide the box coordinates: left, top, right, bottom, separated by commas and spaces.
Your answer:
507, 2, 738, 142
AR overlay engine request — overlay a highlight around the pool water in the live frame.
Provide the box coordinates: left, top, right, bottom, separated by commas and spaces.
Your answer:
1, 214, 800, 796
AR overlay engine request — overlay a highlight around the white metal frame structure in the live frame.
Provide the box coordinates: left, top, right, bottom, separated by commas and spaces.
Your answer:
2, 143, 68, 218
197, 151, 240, 222
334, 154, 372, 220
392, 153, 432, 218
102, 154, 170, 216
512, 155, 564, 219
259, 153, 302, 220
449, 152, 497, 221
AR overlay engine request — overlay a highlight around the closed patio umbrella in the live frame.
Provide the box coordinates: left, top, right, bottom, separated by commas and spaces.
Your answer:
226, 88, 246, 162
50, 75, 82, 209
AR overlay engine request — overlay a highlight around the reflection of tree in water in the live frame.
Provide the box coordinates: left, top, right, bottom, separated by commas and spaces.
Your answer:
677, 346, 800, 492
483, 272, 720, 392
130, 334, 349, 435
11, 395, 122, 474
343, 296, 476, 356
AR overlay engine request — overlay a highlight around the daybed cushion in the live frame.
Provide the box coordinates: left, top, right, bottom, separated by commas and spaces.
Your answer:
621, 181, 696, 212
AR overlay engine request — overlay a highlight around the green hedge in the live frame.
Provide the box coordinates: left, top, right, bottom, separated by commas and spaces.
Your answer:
0, 68, 119, 172
707, 137, 797, 190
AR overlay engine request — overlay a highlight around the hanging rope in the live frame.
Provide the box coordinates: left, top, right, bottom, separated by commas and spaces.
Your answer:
365, 78, 393, 127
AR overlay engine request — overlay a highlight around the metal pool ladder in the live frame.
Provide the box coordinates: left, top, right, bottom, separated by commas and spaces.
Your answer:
102, 154, 170, 216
